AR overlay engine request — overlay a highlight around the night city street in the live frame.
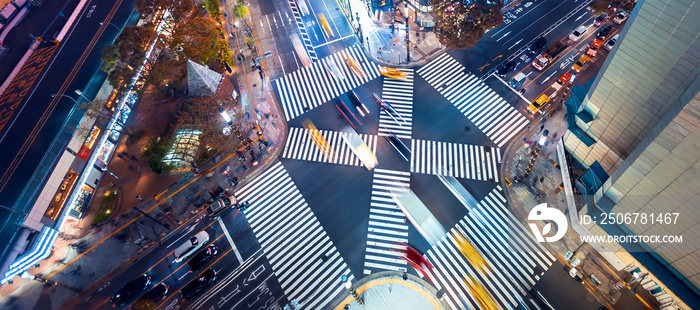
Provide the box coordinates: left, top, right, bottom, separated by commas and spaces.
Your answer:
0, 0, 699, 310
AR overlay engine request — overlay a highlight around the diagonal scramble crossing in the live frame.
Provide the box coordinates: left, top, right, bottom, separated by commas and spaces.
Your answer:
410, 139, 501, 182
363, 169, 411, 275
379, 70, 414, 139
234, 162, 354, 310
282, 127, 378, 166
425, 186, 555, 310
274, 45, 380, 121
417, 53, 528, 147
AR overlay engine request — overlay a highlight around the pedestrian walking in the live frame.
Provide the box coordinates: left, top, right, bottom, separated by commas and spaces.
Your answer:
136, 195, 143, 201
131, 155, 137, 161
250, 61, 255, 71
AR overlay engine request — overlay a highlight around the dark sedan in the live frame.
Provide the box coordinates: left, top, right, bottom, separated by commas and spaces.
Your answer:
497, 60, 519, 77
597, 25, 615, 40
180, 268, 217, 302
384, 132, 410, 161
528, 37, 547, 54
188, 244, 219, 272
110, 274, 152, 308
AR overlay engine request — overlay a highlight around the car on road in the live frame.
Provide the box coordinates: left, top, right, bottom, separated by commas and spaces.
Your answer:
594, 14, 608, 26
392, 243, 436, 284
317, 13, 334, 37
379, 66, 407, 79
130, 283, 168, 310
508, 72, 527, 88
324, 57, 344, 81
384, 132, 410, 161
552, 72, 573, 91
208, 194, 236, 218
174, 231, 209, 263
110, 274, 152, 308
572, 55, 590, 72
188, 244, 219, 272
587, 39, 604, 57
613, 11, 628, 24
344, 55, 365, 78
597, 25, 615, 40
528, 37, 547, 54
180, 268, 217, 302
336, 99, 363, 129
529, 94, 550, 114
496, 60, 519, 77
569, 25, 588, 42
606, 34, 619, 51
347, 90, 370, 117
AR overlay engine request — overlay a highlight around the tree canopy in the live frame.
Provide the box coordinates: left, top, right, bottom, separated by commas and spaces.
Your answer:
433, 0, 504, 49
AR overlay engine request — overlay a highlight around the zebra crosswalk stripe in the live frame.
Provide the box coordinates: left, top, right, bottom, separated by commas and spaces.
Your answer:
274, 45, 380, 121
286, 0, 317, 61
234, 162, 353, 310
379, 70, 414, 139
418, 53, 528, 147
410, 139, 500, 182
425, 187, 555, 310
363, 169, 411, 275
282, 127, 378, 167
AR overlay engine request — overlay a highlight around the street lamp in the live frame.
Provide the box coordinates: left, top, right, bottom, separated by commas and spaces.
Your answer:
50, 93, 78, 103
74, 89, 90, 102
341, 274, 363, 305
99, 21, 121, 31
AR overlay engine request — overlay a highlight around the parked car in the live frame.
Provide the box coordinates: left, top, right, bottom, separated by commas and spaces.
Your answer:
130, 283, 168, 310
180, 268, 217, 302
587, 39, 604, 57
188, 244, 219, 272
569, 25, 588, 42
110, 274, 152, 308
593, 14, 608, 26
605, 34, 619, 51
597, 25, 615, 40
613, 11, 628, 24
174, 231, 209, 263
572, 55, 590, 72
528, 37, 547, 54
496, 60, 519, 77
552, 73, 573, 91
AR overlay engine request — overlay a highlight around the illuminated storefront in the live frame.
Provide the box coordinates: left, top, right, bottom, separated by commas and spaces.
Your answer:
43, 170, 78, 221
77, 126, 100, 160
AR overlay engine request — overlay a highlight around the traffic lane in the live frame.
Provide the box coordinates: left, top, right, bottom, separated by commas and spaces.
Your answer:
282, 158, 372, 278
79, 217, 221, 310
306, 0, 344, 41
519, 21, 619, 103
0, 0, 82, 82
258, 0, 302, 77
533, 260, 607, 310
180, 250, 287, 310
0, 0, 136, 203
482, 0, 595, 78
218, 208, 263, 261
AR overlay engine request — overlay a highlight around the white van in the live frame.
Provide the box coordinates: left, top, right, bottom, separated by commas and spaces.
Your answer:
174, 231, 209, 263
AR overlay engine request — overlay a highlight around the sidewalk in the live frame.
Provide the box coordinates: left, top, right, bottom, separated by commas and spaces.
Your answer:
345, 0, 444, 67
499, 89, 659, 309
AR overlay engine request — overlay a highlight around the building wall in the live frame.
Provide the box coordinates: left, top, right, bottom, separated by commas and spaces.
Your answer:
566, 0, 700, 172
602, 79, 700, 290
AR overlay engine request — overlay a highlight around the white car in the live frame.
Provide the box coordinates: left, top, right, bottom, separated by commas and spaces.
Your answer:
569, 25, 588, 42
174, 231, 209, 263
605, 34, 619, 51
613, 11, 628, 24
324, 58, 344, 80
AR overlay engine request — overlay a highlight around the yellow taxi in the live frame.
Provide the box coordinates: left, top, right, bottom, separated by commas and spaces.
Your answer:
454, 232, 490, 274
572, 55, 590, 72
528, 94, 550, 114
464, 274, 501, 310
344, 55, 365, 78
317, 13, 334, 37
379, 66, 408, 79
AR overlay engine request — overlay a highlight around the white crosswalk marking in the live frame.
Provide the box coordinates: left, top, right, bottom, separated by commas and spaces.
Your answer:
274, 45, 380, 121
363, 169, 411, 275
282, 127, 378, 166
426, 186, 555, 310
287, 0, 317, 61
379, 70, 414, 139
417, 53, 528, 147
410, 139, 501, 182
234, 162, 353, 310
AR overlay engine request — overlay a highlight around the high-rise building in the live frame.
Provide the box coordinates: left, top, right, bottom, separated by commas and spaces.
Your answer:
564, 0, 700, 308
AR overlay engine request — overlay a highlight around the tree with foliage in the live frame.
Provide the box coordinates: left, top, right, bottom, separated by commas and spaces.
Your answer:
101, 25, 157, 92
433, 0, 504, 49
174, 96, 242, 161
169, 13, 221, 64
204, 0, 223, 22
589, 0, 636, 14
